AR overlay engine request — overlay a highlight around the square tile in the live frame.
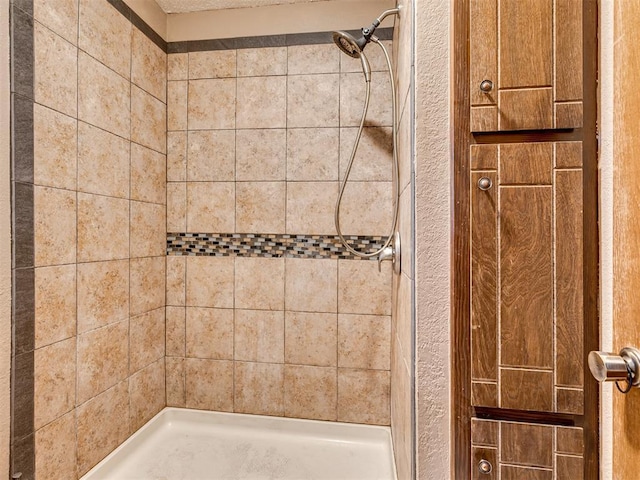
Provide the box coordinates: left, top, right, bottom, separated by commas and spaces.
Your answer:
236, 182, 286, 233
129, 359, 165, 433
189, 50, 236, 79
131, 27, 167, 102
285, 258, 337, 313
168, 81, 188, 131
188, 79, 236, 130
34, 23, 77, 117
236, 76, 286, 129
234, 362, 284, 416
76, 320, 129, 404
340, 72, 392, 127
186, 307, 234, 360
235, 257, 285, 310
35, 411, 76, 480
235, 129, 286, 181
237, 47, 287, 77
186, 182, 235, 233
167, 182, 187, 232
168, 53, 188, 80
186, 256, 234, 308
130, 256, 165, 316
339, 127, 393, 181
131, 143, 166, 204
14, 268, 35, 355
131, 85, 167, 154
33, 104, 77, 190
77, 193, 129, 263
284, 365, 337, 421
166, 357, 186, 407
287, 74, 339, 128
166, 306, 186, 356
78, 121, 130, 198
34, 186, 76, 266
336, 181, 393, 236
287, 128, 339, 181
167, 131, 187, 181
337, 368, 390, 425
185, 358, 233, 412
285, 312, 337, 367
78, 51, 130, 139
130, 308, 165, 373
34, 337, 76, 429
286, 182, 338, 235
34, 0, 78, 45
338, 260, 391, 315
338, 314, 390, 370
187, 129, 235, 181
130, 201, 166, 258
77, 259, 129, 334
166, 256, 186, 306
234, 309, 284, 363
34, 265, 76, 348
288, 44, 339, 75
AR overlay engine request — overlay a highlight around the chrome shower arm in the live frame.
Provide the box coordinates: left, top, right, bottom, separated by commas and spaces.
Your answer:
375, 7, 400, 25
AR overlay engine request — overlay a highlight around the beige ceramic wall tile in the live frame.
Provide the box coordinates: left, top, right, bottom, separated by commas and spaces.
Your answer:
234, 362, 284, 416
186, 256, 234, 308
284, 365, 337, 421
34, 264, 76, 348
166, 306, 186, 356
338, 260, 391, 315
34, 0, 78, 45
168, 53, 188, 81
186, 182, 235, 233
340, 72, 392, 127
287, 74, 339, 128
339, 127, 393, 181
131, 143, 166, 204
167, 182, 187, 232
188, 79, 236, 130
35, 411, 77, 480
130, 308, 165, 373
166, 356, 186, 407
131, 27, 167, 102
168, 81, 188, 131
338, 181, 393, 236
395, 272, 412, 369
337, 368, 390, 425
189, 50, 236, 79
286, 128, 339, 181
76, 320, 129, 404
390, 342, 412, 480
167, 131, 187, 181
187, 129, 235, 181
77, 259, 129, 334
76, 381, 130, 476
285, 312, 337, 367
78, 0, 131, 78
166, 256, 186, 306
78, 121, 130, 199
235, 129, 286, 181
130, 201, 166, 258
77, 193, 129, 262
34, 23, 77, 117
235, 257, 285, 310
398, 96, 412, 191
132, 85, 167, 154
34, 186, 76, 266
34, 337, 76, 429
185, 358, 234, 411
398, 186, 412, 276
130, 256, 165, 316
237, 47, 287, 77
185, 307, 234, 360
33, 103, 77, 190
129, 359, 165, 433
234, 309, 284, 363
78, 51, 130, 139
236, 182, 286, 233
236, 76, 286, 129
340, 40, 393, 73
286, 182, 338, 235
338, 314, 391, 370
288, 44, 340, 75
285, 258, 337, 313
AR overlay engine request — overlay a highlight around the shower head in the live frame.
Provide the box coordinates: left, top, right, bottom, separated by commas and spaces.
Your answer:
332, 31, 365, 58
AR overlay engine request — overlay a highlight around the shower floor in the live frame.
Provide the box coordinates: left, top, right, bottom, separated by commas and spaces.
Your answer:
81, 408, 397, 480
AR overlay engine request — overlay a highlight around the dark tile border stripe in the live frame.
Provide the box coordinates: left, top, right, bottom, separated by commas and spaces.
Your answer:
106, 0, 168, 53
167, 233, 387, 260
168, 27, 394, 54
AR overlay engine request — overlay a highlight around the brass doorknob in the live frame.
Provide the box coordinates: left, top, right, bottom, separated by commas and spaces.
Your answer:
479, 79, 493, 93
477, 177, 493, 191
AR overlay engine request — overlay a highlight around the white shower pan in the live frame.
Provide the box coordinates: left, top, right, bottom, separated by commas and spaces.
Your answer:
81, 407, 397, 480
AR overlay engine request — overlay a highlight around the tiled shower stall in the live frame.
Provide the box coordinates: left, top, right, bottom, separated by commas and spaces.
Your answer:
9, 0, 415, 478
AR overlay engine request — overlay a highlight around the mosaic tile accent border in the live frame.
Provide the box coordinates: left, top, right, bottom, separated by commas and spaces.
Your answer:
167, 233, 387, 260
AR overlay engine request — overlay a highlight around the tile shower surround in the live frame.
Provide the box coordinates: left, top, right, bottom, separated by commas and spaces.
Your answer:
10, 0, 397, 476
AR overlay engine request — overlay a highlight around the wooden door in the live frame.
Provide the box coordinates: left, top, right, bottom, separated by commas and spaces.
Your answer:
612, 1, 640, 477
469, 0, 583, 132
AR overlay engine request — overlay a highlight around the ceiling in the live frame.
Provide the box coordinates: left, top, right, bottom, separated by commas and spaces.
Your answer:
155, 0, 335, 13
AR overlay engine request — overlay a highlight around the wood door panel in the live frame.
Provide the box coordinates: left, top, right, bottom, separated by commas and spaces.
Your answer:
498, 88, 554, 131
501, 466, 553, 480
472, 381, 498, 407
556, 387, 584, 415
500, 368, 553, 411
555, 142, 582, 168
500, 186, 553, 368
555, 0, 583, 101
469, 0, 497, 107
500, 143, 553, 185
